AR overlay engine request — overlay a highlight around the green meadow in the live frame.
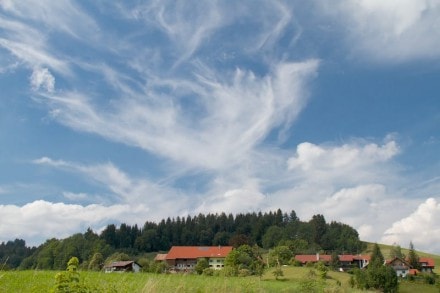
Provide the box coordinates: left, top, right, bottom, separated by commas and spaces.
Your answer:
0, 267, 351, 293
1, 242, 439, 292
1, 266, 439, 293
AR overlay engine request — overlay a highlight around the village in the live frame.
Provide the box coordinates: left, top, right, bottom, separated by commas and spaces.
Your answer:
104, 245, 435, 279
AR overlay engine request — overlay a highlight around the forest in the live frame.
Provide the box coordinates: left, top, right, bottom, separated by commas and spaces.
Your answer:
0, 209, 365, 270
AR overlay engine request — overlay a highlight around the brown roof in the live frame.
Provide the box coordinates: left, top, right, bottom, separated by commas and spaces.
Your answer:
165, 246, 233, 260
105, 261, 136, 268
154, 253, 168, 261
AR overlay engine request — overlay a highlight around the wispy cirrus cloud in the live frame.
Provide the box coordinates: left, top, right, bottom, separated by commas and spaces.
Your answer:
1, 0, 439, 255
318, 0, 440, 62
39, 60, 318, 171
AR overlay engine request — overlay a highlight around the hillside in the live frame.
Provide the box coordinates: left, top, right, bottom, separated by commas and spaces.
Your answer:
364, 242, 440, 274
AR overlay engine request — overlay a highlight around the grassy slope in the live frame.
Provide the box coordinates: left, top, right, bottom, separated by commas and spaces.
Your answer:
364, 242, 440, 274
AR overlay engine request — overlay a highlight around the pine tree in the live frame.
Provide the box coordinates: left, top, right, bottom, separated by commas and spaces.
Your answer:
407, 241, 420, 270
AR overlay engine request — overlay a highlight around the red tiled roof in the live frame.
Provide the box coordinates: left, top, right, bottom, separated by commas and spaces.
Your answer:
353, 255, 370, 261
294, 254, 331, 263
419, 257, 435, 268
339, 255, 354, 262
165, 246, 233, 260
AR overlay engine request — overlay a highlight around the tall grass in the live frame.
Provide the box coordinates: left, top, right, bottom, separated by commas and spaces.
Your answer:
0, 265, 438, 293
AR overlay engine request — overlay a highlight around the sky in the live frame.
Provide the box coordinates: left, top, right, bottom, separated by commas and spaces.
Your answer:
0, 0, 440, 253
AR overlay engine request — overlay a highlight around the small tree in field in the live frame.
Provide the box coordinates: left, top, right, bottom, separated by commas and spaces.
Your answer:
88, 252, 103, 271
273, 266, 284, 280
52, 257, 91, 292
194, 258, 209, 275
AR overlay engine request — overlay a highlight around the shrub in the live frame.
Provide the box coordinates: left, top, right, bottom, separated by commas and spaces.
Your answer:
272, 267, 284, 280
203, 268, 214, 276
238, 268, 251, 277
291, 259, 302, 267
423, 273, 436, 285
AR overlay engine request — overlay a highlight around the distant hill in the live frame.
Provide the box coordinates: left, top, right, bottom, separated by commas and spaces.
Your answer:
363, 242, 440, 274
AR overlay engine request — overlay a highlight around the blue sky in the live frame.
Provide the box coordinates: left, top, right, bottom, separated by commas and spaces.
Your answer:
1, 1, 440, 253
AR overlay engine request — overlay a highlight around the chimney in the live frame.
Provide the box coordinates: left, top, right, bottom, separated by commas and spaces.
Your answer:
316, 253, 319, 261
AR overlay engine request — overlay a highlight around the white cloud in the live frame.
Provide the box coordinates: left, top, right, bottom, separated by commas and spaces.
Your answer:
33, 157, 67, 167
320, 0, 440, 62
262, 138, 413, 244
382, 197, 440, 253
0, 200, 132, 246
287, 140, 399, 186
0, 0, 98, 40
33, 156, 189, 211
198, 188, 266, 216
30, 67, 55, 93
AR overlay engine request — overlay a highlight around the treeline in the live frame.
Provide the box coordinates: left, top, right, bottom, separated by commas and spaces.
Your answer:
0, 209, 366, 270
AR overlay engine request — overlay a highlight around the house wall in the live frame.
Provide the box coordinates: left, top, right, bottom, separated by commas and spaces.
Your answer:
132, 263, 141, 273
208, 258, 225, 270
175, 259, 197, 271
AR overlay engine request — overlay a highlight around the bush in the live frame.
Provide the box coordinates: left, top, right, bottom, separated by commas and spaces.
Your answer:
220, 266, 237, 277
272, 267, 284, 280
202, 268, 214, 276
423, 273, 436, 285
238, 268, 251, 277
51, 257, 95, 293
194, 258, 209, 275
291, 259, 302, 267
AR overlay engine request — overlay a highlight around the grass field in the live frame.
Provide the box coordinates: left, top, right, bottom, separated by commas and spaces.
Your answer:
1, 244, 439, 292
1, 266, 438, 293
0, 267, 356, 293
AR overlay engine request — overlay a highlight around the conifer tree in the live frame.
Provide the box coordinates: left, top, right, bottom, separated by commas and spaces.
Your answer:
407, 241, 420, 270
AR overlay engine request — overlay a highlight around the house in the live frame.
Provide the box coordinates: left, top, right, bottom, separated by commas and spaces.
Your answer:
385, 257, 411, 277
384, 257, 435, 276
104, 261, 142, 273
418, 257, 435, 273
158, 246, 233, 272
294, 253, 331, 265
338, 255, 370, 270
294, 253, 370, 271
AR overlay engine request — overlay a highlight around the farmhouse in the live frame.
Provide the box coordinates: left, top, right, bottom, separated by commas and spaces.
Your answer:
104, 260, 142, 273
385, 257, 411, 277
384, 257, 435, 276
157, 246, 233, 272
294, 253, 370, 270
419, 257, 435, 273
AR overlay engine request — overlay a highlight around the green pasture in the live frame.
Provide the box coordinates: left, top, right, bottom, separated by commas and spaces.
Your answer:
0, 267, 356, 293
1, 262, 439, 292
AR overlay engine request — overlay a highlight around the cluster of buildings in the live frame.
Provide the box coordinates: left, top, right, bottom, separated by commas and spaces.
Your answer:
294, 253, 435, 277
104, 245, 435, 277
